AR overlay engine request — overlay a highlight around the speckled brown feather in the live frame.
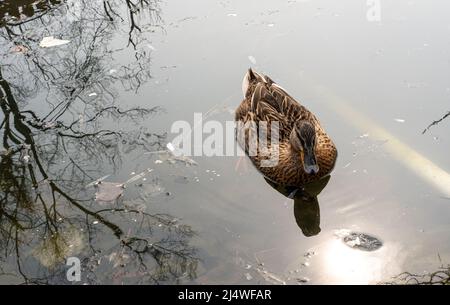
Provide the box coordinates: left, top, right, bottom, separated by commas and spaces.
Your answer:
235, 70, 338, 187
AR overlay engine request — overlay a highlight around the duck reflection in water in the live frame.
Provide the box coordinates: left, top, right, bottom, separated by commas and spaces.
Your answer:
264, 175, 331, 237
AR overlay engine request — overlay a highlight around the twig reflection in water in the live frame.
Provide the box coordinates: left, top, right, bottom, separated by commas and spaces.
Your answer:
0, 0, 198, 284
0, 66, 199, 283
382, 265, 450, 285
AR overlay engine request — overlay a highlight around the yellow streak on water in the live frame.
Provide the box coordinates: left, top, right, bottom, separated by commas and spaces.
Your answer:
313, 84, 450, 198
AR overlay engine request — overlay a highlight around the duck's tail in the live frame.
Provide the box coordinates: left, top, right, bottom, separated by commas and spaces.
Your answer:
242, 67, 270, 98
242, 68, 254, 97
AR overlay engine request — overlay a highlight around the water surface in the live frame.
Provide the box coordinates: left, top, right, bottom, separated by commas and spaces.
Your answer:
1, 0, 449, 284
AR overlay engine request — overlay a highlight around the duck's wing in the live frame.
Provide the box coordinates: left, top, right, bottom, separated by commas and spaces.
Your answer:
265, 79, 319, 125
251, 82, 289, 129
251, 82, 280, 113
269, 83, 304, 118
235, 85, 285, 154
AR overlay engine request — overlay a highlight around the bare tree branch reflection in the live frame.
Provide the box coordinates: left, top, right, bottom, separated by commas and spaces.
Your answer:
423, 110, 450, 134
382, 265, 450, 285
1, 1, 198, 284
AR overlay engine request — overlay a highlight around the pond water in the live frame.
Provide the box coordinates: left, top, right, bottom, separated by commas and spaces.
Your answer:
1, 0, 449, 284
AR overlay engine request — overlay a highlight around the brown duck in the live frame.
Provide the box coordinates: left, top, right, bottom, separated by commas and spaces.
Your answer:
235, 68, 337, 186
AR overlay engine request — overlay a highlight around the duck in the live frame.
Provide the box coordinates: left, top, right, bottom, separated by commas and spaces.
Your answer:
235, 68, 337, 186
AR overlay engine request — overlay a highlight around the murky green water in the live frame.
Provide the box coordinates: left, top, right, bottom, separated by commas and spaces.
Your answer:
1, 0, 449, 284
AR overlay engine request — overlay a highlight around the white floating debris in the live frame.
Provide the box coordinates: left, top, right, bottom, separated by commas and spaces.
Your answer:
248, 55, 257, 65
22, 155, 31, 163
267, 23, 275, 27
154, 160, 163, 164
125, 169, 152, 185
256, 269, 286, 285
42, 121, 58, 129
172, 154, 197, 166
130, 172, 135, 175
19, 144, 31, 164
85, 175, 110, 188
93, 221, 99, 225
333, 229, 351, 239
88, 92, 97, 97
166, 142, 175, 152
394, 118, 405, 123
109, 69, 117, 74
39, 36, 70, 48
164, 142, 197, 165
245, 273, 253, 281
147, 44, 156, 51
346, 236, 362, 247
227, 13, 237, 17
359, 133, 369, 138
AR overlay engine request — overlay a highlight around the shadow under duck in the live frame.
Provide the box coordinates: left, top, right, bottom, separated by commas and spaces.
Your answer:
235, 68, 337, 186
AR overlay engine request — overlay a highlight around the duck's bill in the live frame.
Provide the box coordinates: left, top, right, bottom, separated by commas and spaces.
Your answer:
303, 149, 319, 175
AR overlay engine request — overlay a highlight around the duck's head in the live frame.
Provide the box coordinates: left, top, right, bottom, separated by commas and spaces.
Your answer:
290, 121, 319, 175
